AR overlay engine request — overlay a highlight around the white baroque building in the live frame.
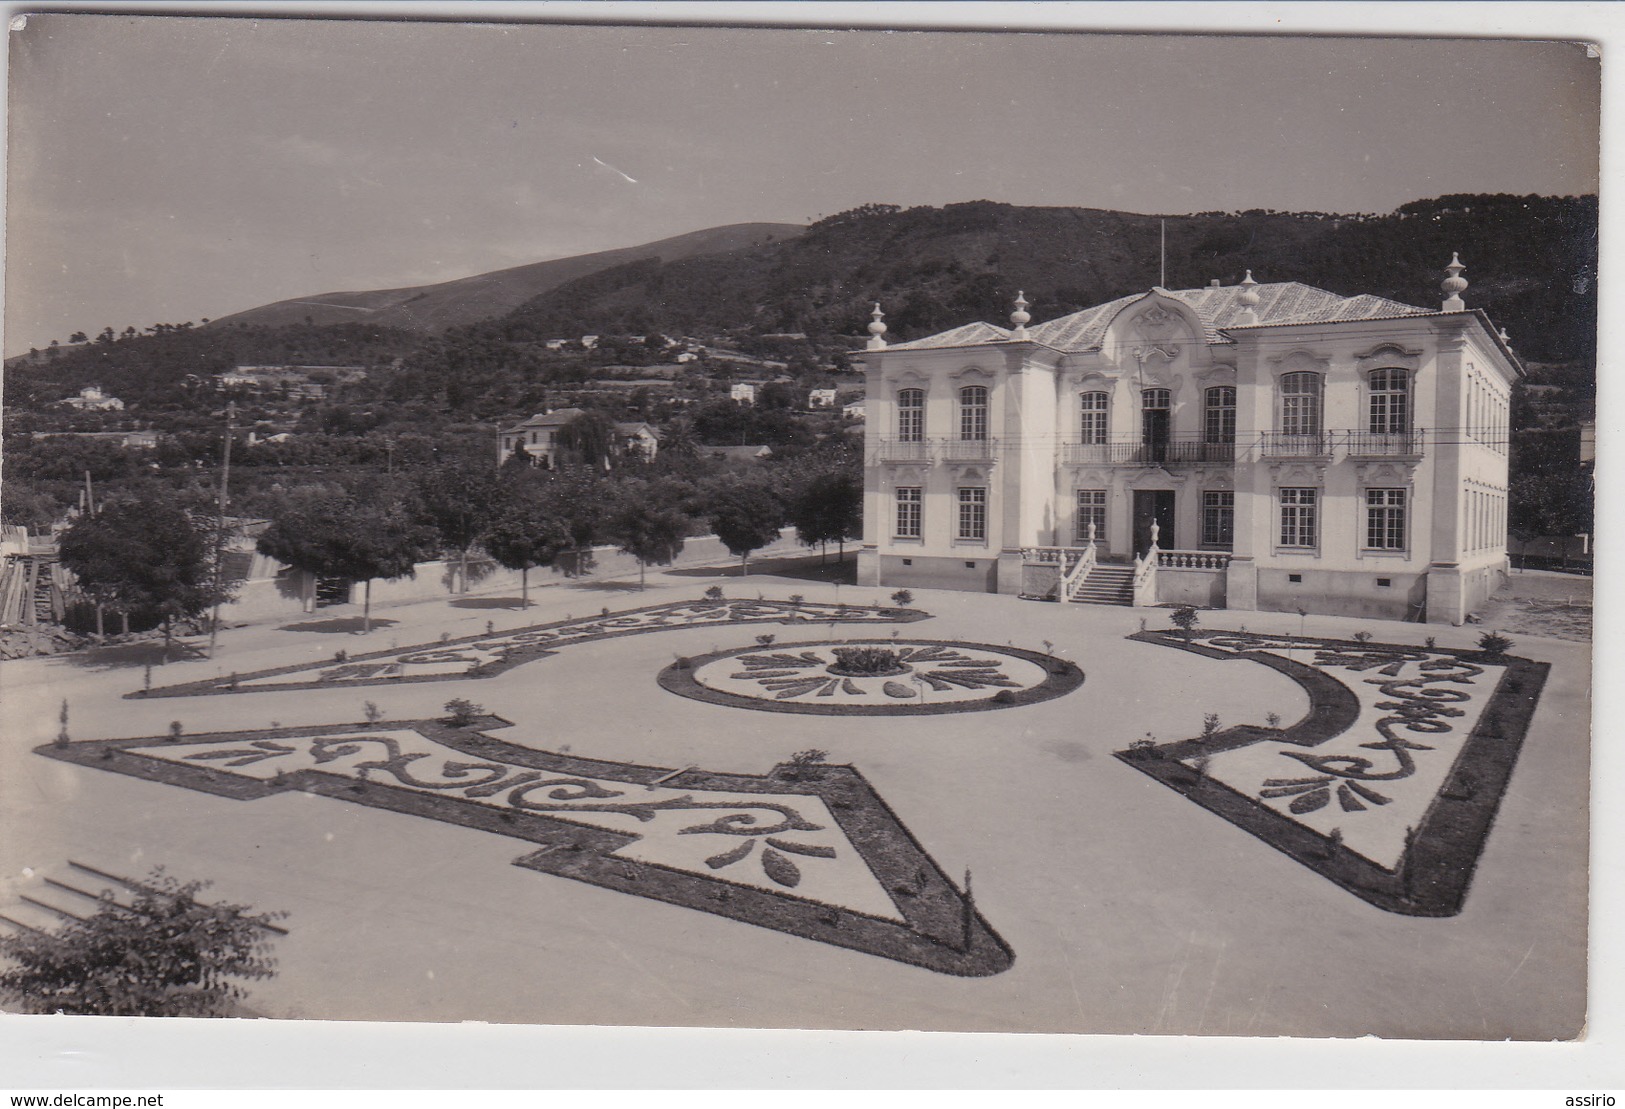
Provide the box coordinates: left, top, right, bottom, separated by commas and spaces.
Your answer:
855, 257, 1518, 624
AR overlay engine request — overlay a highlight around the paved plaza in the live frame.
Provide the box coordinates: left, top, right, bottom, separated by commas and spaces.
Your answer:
0, 563, 1590, 1039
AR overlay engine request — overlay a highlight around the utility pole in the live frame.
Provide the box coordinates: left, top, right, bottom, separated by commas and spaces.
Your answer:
207, 401, 236, 657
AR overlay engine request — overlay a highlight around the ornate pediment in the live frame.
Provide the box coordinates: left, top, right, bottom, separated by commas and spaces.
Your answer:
1354, 460, 1416, 485
1266, 349, 1331, 374
1267, 461, 1329, 484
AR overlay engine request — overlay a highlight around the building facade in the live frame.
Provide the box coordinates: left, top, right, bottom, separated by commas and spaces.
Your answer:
855, 259, 1519, 624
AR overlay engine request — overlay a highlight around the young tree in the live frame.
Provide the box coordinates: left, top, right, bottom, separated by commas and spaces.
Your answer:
58, 493, 229, 654
484, 483, 572, 608
257, 485, 437, 631
607, 481, 690, 590
413, 462, 505, 594
0, 868, 284, 1017
708, 477, 783, 576
786, 465, 863, 563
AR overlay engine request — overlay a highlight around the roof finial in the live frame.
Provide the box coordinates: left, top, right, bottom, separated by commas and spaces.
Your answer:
1011, 291, 1031, 340
866, 302, 888, 350
1498, 325, 1512, 347
1237, 269, 1260, 324
1442, 252, 1468, 311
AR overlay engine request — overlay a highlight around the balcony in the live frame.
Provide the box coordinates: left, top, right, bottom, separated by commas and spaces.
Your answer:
875, 440, 933, 462
1345, 429, 1425, 459
1061, 440, 1236, 466
1258, 431, 1333, 458
941, 437, 997, 462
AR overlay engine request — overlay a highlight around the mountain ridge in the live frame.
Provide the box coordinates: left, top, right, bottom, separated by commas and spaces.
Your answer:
207, 221, 806, 333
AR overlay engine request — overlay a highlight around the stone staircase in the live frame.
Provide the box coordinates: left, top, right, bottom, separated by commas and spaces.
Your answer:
1066, 563, 1136, 606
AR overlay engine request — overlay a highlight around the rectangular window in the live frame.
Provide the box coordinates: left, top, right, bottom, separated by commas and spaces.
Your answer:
1204, 387, 1236, 444
959, 386, 988, 441
1366, 488, 1407, 550
897, 388, 924, 442
957, 486, 987, 541
1080, 392, 1109, 445
1279, 487, 1319, 548
895, 486, 922, 538
1075, 489, 1107, 545
1202, 490, 1235, 548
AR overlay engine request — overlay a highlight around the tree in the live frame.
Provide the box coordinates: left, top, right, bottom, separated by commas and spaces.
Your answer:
413, 462, 504, 593
484, 482, 572, 608
708, 477, 783, 576
555, 411, 617, 470
58, 493, 230, 653
607, 481, 690, 589
0, 868, 284, 1017
257, 485, 437, 631
785, 466, 862, 562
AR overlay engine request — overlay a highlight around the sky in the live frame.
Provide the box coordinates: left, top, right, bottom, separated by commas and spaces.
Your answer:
2, 9, 1602, 357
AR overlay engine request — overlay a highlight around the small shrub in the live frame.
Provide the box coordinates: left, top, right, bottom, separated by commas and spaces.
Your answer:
439, 632, 451, 646
1169, 606, 1199, 638
829, 646, 903, 675
788, 594, 805, 607
991, 689, 1016, 705
1265, 711, 1282, 729
784, 748, 829, 781
1477, 631, 1514, 657
1192, 755, 1212, 779
890, 589, 914, 607
1201, 712, 1221, 740
755, 634, 776, 647
1128, 738, 1157, 754
167, 721, 184, 740
1425, 636, 1437, 649
443, 698, 484, 726
334, 649, 348, 664
142, 666, 153, 695
673, 656, 692, 670
57, 699, 70, 745
1352, 631, 1373, 644
1042, 639, 1055, 657
363, 701, 384, 724
704, 585, 725, 602
601, 607, 610, 617
486, 621, 495, 636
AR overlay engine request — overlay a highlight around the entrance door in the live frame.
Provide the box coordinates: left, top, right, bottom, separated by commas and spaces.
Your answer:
1132, 490, 1176, 557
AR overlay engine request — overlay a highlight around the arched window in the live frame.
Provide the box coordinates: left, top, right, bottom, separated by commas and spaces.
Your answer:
959, 385, 988, 441
1278, 373, 1322, 436
897, 388, 924, 442
1204, 386, 1236, 444
1080, 392, 1109, 445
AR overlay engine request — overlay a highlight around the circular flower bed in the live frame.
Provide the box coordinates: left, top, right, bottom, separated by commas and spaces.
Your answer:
658, 639, 1085, 716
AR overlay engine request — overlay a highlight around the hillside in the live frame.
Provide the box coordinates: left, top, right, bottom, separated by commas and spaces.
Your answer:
207, 222, 805, 332
484, 196, 1597, 366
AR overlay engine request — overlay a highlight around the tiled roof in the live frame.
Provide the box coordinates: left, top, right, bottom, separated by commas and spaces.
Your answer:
882, 321, 1015, 351
503, 407, 586, 432
888, 283, 1435, 354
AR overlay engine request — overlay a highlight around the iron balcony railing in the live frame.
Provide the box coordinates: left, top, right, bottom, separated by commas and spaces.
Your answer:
1344, 429, 1426, 458
1258, 431, 1333, 458
875, 439, 933, 462
940, 437, 998, 461
1060, 441, 1236, 465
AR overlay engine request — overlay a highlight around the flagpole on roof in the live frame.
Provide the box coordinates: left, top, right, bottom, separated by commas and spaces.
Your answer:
1160, 218, 1166, 288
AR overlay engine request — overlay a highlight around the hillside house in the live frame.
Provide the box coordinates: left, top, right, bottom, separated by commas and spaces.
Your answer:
809, 388, 838, 409
843, 399, 867, 421
731, 383, 758, 406
59, 386, 124, 411
497, 410, 660, 466
856, 257, 1519, 624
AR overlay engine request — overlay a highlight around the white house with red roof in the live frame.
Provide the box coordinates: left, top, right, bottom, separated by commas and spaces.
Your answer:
855, 256, 1519, 624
